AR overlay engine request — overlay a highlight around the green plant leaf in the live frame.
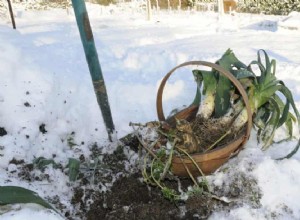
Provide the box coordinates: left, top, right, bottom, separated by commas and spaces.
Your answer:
232, 69, 256, 79
214, 75, 231, 118
258, 50, 271, 73
253, 107, 269, 130
0, 186, 55, 211
191, 84, 201, 106
273, 94, 290, 128
278, 85, 300, 128
161, 187, 180, 202
254, 85, 281, 109
285, 112, 296, 137
270, 59, 276, 75
217, 48, 248, 70
256, 50, 269, 83
261, 98, 281, 150
68, 158, 80, 182
33, 157, 59, 170
192, 70, 203, 106
275, 85, 300, 159
214, 49, 242, 117
278, 139, 300, 160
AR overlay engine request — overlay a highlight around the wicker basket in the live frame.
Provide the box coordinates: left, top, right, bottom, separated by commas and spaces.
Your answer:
156, 61, 252, 176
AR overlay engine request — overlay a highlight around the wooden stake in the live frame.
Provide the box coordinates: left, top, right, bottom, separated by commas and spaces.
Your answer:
7, 0, 16, 29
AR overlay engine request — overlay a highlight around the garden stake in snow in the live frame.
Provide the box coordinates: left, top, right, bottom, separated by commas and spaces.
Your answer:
71, 0, 115, 141
7, 0, 16, 29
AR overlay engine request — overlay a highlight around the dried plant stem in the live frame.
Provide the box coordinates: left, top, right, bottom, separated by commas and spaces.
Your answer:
131, 125, 158, 159
179, 155, 198, 187
209, 194, 231, 203
150, 158, 164, 189
160, 140, 176, 181
129, 122, 147, 127
176, 147, 205, 177
204, 129, 231, 152
142, 153, 155, 185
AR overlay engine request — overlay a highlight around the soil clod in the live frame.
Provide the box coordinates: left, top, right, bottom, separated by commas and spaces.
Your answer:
39, 123, 47, 134
0, 127, 7, 136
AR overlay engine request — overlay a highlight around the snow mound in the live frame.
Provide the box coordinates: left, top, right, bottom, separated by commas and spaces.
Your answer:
278, 11, 300, 30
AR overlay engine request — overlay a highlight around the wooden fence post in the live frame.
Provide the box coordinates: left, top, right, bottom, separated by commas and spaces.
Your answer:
7, 0, 16, 29
146, 0, 152, 20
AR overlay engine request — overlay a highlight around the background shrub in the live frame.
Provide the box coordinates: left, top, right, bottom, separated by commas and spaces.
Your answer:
237, 0, 300, 15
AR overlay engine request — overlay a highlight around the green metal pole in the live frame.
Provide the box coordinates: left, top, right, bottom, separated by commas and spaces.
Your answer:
71, 0, 115, 141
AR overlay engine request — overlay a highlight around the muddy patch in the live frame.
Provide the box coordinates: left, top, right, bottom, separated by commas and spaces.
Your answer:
3, 139, 262, 220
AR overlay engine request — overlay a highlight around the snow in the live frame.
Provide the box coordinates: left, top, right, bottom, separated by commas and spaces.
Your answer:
278, 11, 300, 30
0, 204, 63, 220
0, 3, 300, 219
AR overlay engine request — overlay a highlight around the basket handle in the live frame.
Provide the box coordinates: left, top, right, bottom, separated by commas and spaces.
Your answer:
156, 61, 253, 142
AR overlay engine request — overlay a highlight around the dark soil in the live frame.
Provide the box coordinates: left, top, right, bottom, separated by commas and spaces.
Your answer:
39, 123, 47, 134
24, 102, 31, 107
0, 127, 7, 136
47, 141, 220, 220
9, 132, 259, 220
70, 171, 219, 220
9, 158, 25, 165
86, 174, 181, 220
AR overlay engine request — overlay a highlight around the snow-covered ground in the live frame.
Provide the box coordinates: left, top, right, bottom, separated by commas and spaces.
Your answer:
1, 3, 300, 219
